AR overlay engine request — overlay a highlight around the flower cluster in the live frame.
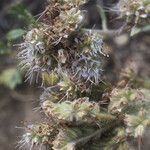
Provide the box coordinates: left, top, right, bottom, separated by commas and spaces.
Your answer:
40, 71, 87, 102
125, 110, 150, 138
108, 88, 149, 113
18, 0, 150, 150
20, 123, 58, 149
117, 0, 150, 25
42, 97, 116, 125
18, 0, 104, 85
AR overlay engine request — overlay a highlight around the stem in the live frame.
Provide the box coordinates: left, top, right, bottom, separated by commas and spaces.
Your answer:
96, 5, 108, 31
71, 121, 119, 148
82, 28, 120, 37
73, 129, 102, 146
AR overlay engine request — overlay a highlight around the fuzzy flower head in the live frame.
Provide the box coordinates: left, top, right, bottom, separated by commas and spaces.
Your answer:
72, 56, 103, 84
42, 97, 116, 126
18, 28, 50, 82
19, 124, 58, 149
71, 31, 104, 84
81, 31, 104, 56
117, 0, 150, 25
108, 88, 150, 114
125, 110, 150, 138
40, 71, 87, 103
60, 8, 84, 28
18, 0, 104, 85
18, 26, 66, 83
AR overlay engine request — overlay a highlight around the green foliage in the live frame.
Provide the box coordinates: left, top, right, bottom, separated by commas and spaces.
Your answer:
0, 2, 35, 53
6, 29, 26, 41
42, 72, 60, 86
0, 1, 36, 91
9, 3, 35, 24
0, 41, 11, 55
0, 68, 22, 89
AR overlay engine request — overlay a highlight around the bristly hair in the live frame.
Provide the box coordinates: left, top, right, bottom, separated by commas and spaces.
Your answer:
72, 55, 103, 84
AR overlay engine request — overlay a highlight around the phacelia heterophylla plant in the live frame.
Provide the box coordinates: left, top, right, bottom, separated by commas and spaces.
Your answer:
18, 0, 150, 150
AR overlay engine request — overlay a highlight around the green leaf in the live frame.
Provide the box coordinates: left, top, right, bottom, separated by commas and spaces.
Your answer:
0, 68, 22, 89
9, 4, 35, 24
6, 29, 26, 41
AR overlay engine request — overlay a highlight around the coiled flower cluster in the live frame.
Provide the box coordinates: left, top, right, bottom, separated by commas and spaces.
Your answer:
18, 0, 104, 85
20, 123, 58, 149
42, 97, 116, 125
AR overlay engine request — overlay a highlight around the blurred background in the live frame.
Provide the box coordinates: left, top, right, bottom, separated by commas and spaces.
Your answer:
0, 0, 47, 149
